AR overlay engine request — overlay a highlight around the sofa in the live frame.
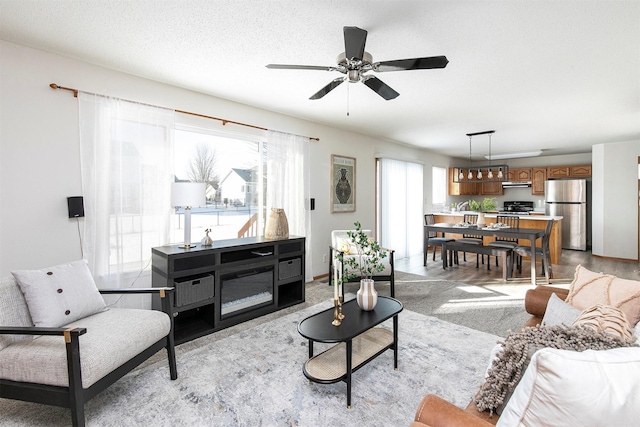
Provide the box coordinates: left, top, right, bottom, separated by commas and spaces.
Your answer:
0, 260, 177, 427
411, 265, 640, 427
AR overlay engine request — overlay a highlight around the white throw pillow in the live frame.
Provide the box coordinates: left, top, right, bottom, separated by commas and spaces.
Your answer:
11, 260, 107, 327
497, 347, 640, 427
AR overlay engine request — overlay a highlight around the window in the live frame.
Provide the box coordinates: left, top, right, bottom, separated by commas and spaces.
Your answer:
79, 95, 310, 302
173, 122, 265, 242
378, 158, 424, 259
432, 166, 447, 210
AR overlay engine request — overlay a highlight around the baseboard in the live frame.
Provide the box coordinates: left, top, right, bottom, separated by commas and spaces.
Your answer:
313, 273, 329, 281
591, 254, 638, 263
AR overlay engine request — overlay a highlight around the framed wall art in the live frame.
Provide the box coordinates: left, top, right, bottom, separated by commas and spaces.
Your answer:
331, 155, 356, 212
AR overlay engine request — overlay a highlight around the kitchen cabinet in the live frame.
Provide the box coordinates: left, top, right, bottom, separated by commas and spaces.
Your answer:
507, 168, 532, 182
547, 164, 591, 179
479, 168, 504, 195
448, 167, 478, 196
531, 167, 546, 195
547, 166, 570, 178
570, 164, 591, 177
480, 180, 503, 195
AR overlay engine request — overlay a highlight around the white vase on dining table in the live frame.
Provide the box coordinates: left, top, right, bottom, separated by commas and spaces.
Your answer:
476, 212, 487, 227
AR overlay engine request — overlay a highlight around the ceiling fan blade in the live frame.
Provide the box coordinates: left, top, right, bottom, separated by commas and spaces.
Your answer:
309, 78, 345, 100
362, 77, 399, 100
374, 55, 449, 72
266, 64, 336, 71
343, 26, 367, 61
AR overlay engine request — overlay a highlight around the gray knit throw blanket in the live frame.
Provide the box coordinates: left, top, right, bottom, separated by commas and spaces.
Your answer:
475, 324, 638, 414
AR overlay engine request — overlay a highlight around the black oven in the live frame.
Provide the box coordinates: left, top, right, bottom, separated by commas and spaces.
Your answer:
499, 201, 534, 215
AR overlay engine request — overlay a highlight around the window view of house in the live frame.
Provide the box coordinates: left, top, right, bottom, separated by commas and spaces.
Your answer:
173, 126, 265, 242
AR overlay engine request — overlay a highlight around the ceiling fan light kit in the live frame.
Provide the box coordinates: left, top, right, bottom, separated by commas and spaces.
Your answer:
266, 26, 448, 101
453, 130, 510, 183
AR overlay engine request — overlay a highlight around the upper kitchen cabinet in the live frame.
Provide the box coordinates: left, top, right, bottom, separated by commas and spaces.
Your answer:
531, 167, 546, 195
448, 167, 479, 196
480, 168, 504, 196
547, 164, 592, 179
507, 168, 532, 182
547, 166, 570, 178
569, 164, 592, 177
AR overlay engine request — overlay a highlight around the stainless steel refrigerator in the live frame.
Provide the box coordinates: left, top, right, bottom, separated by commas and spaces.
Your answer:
545, 179, 587, 251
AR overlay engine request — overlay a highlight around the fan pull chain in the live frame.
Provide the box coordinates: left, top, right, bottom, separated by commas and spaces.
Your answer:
346, 83, 350, 117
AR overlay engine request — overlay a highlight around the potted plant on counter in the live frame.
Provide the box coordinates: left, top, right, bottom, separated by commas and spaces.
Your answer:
469, 197, 497, 227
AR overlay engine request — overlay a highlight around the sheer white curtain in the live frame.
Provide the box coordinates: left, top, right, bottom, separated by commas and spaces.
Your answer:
266, 130, 312, 281
78, 93, 174, 306
379, 158, 424, 259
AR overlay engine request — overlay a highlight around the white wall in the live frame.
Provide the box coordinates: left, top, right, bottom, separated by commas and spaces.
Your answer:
1, 41, 635, 280
592, 140, 640, 260
0, 41, 440, 279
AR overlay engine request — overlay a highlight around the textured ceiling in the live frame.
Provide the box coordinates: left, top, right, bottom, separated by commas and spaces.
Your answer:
1, 0, 639, 160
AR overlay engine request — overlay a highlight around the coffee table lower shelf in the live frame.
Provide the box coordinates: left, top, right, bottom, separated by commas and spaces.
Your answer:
303, 328, 394, 382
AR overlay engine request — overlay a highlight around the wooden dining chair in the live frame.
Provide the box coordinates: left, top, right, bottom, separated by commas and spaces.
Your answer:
486, 215, 520, 270
423, 214, 455, 265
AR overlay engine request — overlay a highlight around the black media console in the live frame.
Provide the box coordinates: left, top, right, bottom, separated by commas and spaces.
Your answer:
151, 236, 305, 344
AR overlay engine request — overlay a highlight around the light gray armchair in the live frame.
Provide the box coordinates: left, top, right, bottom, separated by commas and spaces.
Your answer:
0, 272, 177, 427
328, 229, 395, 297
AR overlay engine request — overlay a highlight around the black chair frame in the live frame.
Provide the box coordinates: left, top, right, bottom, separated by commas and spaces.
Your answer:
328, 245, 395, 298
513, 220, 554, 283
0, 287, 177, 427
423, 214, 456, 265
486, 215, 520, 270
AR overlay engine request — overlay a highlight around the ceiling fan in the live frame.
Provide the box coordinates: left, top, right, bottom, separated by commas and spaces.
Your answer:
266, 26, 449, 100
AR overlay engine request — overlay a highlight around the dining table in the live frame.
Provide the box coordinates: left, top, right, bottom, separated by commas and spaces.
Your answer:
424, 222, 546, 285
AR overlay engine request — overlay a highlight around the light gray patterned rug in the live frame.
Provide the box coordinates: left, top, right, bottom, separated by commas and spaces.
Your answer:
1, 298, 500, 427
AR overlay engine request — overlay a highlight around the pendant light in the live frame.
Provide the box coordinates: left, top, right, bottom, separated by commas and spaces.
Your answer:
455, 130, 508, 182
487, 133, 494, 179
467, 135, 473, 179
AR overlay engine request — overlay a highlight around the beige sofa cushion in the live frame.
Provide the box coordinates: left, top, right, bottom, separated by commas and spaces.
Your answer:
572, 304, 634, 341
565, 264, 640, 327
497, 347, 640, 427
0, 308, 170, 388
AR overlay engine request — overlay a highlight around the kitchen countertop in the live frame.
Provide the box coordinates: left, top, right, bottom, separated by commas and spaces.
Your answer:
432, 212, 563, 221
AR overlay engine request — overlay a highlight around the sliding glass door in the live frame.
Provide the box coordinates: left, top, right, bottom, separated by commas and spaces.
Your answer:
377, 158, 424, 259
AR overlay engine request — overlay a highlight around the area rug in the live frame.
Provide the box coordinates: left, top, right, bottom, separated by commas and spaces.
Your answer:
0, 299, 500, 426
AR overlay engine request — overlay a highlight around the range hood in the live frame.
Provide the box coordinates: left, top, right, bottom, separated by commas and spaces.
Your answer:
501, 181, 532, 188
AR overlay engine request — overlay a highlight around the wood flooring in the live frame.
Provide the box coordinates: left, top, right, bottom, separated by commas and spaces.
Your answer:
397, 248, 640, 285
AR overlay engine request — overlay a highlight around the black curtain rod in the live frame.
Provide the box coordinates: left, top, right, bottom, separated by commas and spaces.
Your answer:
466, 130, 495, 137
